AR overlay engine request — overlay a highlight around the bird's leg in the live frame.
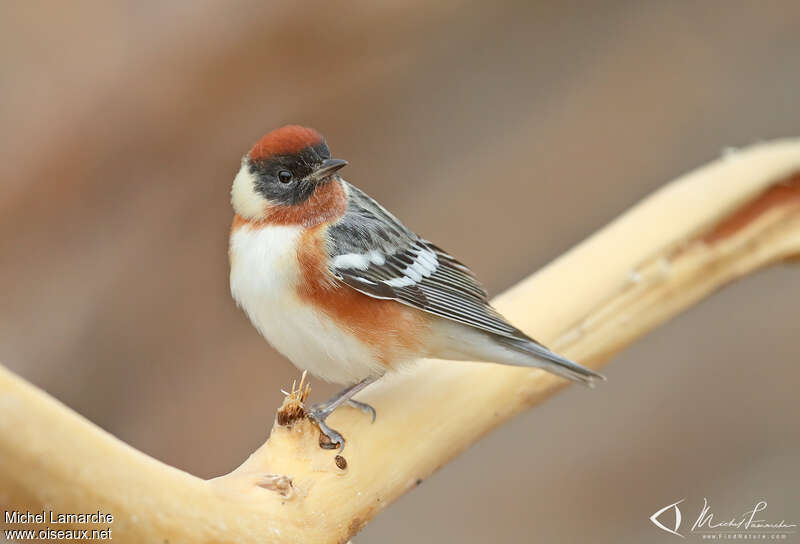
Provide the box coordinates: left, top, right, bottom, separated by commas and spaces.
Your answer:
307, 377, 376, 451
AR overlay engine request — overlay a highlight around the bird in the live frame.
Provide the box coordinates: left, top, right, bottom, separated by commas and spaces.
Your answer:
229, 125, 604, 449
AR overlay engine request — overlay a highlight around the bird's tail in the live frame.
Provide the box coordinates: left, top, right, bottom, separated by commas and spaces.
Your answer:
502, 335, 606, 386
430, 319, 605, 386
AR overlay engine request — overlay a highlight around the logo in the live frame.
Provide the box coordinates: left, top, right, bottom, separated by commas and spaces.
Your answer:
650, 498, 797, 539
650, 499, 685, 537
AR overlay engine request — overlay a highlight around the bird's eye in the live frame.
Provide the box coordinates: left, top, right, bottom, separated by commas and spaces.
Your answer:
278, 170, 293, 184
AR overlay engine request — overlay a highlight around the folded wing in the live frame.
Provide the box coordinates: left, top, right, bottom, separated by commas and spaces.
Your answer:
328, 183, 522, 340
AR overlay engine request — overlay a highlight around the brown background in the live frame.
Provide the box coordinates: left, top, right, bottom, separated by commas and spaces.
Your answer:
1, 1, 798, 542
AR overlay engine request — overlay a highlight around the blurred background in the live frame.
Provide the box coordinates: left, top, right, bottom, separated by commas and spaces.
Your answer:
1, 1, 798, 542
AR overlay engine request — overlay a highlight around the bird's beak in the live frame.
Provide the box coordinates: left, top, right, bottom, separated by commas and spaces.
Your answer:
309, 158, 348, 183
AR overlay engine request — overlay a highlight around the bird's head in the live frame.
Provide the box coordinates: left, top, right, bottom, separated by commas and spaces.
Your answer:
231, 125, 348, 220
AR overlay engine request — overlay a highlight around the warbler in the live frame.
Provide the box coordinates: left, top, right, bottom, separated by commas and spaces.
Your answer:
229, 125, 603, 449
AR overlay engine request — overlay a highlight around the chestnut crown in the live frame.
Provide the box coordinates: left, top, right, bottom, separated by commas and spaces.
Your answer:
232, 125, 348, 216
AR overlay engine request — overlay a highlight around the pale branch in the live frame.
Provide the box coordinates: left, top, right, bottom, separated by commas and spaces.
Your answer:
1, 140, 799, 543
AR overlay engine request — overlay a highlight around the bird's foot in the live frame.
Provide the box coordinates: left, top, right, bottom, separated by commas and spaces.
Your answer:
304, 377, 378, 451
307, 406, 346, 451
346, 399, 377, 423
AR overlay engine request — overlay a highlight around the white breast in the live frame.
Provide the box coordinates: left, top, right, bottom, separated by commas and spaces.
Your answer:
229, 224, 386, 384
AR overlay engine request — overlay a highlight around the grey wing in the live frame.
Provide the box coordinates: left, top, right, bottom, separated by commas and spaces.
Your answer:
328, 182, 605, 385
327, 183, 523, 340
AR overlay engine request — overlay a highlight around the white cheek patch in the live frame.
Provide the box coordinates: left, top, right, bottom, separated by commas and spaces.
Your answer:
231, 160, 266, 219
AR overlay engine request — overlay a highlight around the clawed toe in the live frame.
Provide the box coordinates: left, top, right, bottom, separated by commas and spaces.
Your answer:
307, 408, 345, 451
346, 399, 376, 423
303, 377, 378, 452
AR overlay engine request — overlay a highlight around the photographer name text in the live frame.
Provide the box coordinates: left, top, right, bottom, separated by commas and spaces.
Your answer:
5, 510, 114, 524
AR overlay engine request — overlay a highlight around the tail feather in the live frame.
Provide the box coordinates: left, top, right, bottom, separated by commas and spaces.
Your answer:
429, 318, 606, 386
503, 336, 606, 386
